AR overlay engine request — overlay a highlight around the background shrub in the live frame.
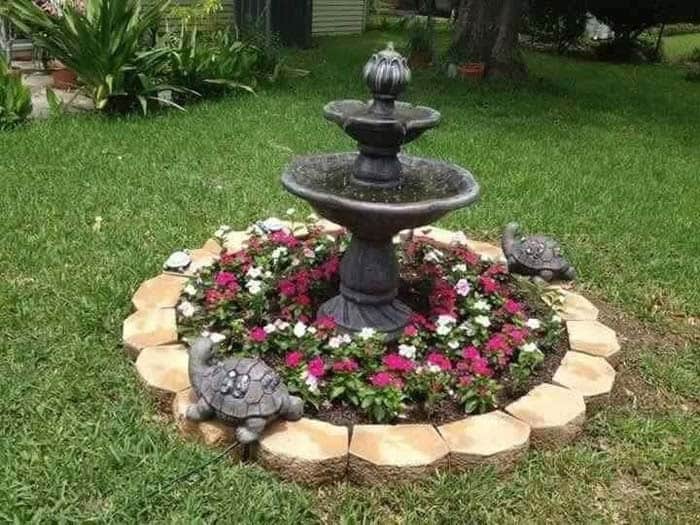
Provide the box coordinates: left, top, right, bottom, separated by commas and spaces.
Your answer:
0, 57, 32, 129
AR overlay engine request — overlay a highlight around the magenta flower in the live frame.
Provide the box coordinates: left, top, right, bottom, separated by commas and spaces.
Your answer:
278, 279, 296, 297
215, 271, 238, 289
370, 371, 402, 389
249, 327, 267, 343
479, 276, 499, 295
403, 324, 419, 337
307, 356, 326, 378
332, 358, 359, 373
426, 352, 452, 371
285, 351, 304, 368
382, 353, 415, 373
503, 299, 522, 315
485, 333, 509, 353
462, 345, 481, 361
472, 357, 493, 377
315, 315, 337, 331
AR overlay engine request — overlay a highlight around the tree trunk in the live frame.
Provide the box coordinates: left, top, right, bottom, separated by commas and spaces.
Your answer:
451, 0, 527, 80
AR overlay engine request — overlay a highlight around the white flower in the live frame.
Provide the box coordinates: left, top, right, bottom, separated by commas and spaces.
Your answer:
246, 280, 263, 295
427, 364, 442, 373
307, 326, 317, 335
448, 340, 460, 350
436, 324, 452, 336
183, 283, 197, 297
303, 372, 319, 394
459, 321, 476, 336
342, 334, 353, 344
474, 315, 491, 328
452, 263, 467, 274
214, 225, 231, 238
293, 321, 307, 338
246, 266, 263, 279
303, 247, 316, 260
285, 207, 296, 216
424, 249, 443, 263
526, 318, 541, 330
290, 257, 301, 267
271, 246, 288, 260
520, 342, 539, 353
473, 299, 491, 312
455, 278, 471, 297
208, 332, 226, 344
264, 271, 272, 279
358, 327, 376, 340
328, 336, 344, 349
274, 319, 290, 330
263, 323, 277, 334
398, 344, 416, 359
177, 300, 197, 318
437, 314, 456, 326
551, 314, 562, 324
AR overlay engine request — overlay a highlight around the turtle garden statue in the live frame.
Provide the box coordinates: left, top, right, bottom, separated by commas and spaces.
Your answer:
502, 222, 576, 282
186, 337, 304, 444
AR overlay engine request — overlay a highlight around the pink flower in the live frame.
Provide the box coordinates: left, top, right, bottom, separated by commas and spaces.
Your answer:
426, 352, 452, 371
308, 356, 326, 378
332, 358, 359, 373
383, 353, 415, 373
294, 294, 311, 306
485, 333, 509, 354
249, 327, 267, 343
215, 271, 238, 289
503, 324, 529, 345
458, 375, 474, 387
285, 351, 304, 368
503, 299, 522, 315
270, 230, 300, 247
370, 371, 402, 389
454, 278, 471, 296
403, 324, 419, 337
472, 357, 493, 377
462, 345, 481, 361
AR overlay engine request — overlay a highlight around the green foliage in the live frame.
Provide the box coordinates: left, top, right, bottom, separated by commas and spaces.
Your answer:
0, 57, 32, 130
404, 16, 435, 59
7, 0, 189, 113
525, 0, 588, 54
358, 384, 405, 423
508, 347, 545, 386
595, 36, 663, 63
168, 0, 224, 31
689, 46, 700, 62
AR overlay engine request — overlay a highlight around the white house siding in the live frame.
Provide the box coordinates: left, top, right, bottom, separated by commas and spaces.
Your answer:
312, 0, 367, 35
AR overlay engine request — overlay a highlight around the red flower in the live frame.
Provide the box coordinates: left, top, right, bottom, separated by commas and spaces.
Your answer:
462, 345, 481, 361
332, 358, 359, 373
294, 294, 311, 306
472, 357, 493, 377
429, 279, 457, 317
485, 333, 509, 354
315, 315, 337, 331
426, 352, 452, 371
278, 279, 296, 297
285, 351, 304, 368
215, 271, 238, 289
479, 276, 499, 295
382, 353, 415, 373
321, 256, 340, 279
249, 327, 267, 343
308, 356, 326, 378
503, 324, 529, 345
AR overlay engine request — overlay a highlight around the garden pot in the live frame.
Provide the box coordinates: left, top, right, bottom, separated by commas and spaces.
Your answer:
458, 62, 486, 79
409, 51, 432, 69
51, 67, 77, 90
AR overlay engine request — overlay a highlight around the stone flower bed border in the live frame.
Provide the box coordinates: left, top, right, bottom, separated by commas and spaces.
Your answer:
123, 223, 620, 486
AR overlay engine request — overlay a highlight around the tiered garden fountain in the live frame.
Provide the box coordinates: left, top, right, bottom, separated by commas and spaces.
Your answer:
282, 44, 480, 338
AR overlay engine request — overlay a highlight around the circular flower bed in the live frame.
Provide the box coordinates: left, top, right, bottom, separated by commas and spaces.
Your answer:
176, 219, 563, 424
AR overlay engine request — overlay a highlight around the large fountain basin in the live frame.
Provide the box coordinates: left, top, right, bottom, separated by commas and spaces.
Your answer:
282, 153, 480, 239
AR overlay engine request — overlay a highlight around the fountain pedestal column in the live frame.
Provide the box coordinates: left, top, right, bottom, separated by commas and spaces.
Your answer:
318, 234, 412, 337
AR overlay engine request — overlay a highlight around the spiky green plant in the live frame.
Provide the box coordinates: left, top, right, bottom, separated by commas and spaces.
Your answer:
0, 57, 32, 129
7, 0, 191, 113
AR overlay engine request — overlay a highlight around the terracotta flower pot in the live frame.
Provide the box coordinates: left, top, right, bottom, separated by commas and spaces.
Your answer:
458, 62, 486, 80
51, 67, 77, 90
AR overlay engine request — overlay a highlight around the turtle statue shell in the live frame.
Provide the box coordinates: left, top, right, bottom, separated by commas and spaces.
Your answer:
198, 357, 287, 421
185, 337, 304, 443
502, 222, 576, 282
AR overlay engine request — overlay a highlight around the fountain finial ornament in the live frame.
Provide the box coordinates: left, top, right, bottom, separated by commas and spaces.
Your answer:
363, 43, 411, 115
281, 49, 480, 339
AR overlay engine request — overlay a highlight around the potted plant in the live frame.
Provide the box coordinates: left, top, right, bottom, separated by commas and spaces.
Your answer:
458, 62, 486, 79
405, 16, 435, 69
48, 59, 77, 89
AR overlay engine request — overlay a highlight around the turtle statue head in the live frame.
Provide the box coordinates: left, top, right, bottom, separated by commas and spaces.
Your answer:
189, 336, 214, 366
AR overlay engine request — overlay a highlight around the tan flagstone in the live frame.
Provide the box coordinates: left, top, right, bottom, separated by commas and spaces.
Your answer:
438, 411, 530, 471
123, 308, 178, 359
567, 320, 621, 363
506, 383, 586, 448
135, 344, 190, 396
553, 351, 616, 403
131, 274, 187, 310
256, 418, 349, 485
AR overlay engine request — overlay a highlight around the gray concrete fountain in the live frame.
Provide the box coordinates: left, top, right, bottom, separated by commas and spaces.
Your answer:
282, 45, 480, 338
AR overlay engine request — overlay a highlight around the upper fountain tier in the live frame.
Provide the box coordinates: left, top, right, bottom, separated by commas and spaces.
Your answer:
323, 44, 440, 188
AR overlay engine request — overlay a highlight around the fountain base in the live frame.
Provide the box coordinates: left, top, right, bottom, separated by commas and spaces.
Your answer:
318, 295, 412, 340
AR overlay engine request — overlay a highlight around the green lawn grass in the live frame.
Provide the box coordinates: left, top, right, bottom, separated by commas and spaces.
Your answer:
1, 31, 698, 522
664, 32, 700, 61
